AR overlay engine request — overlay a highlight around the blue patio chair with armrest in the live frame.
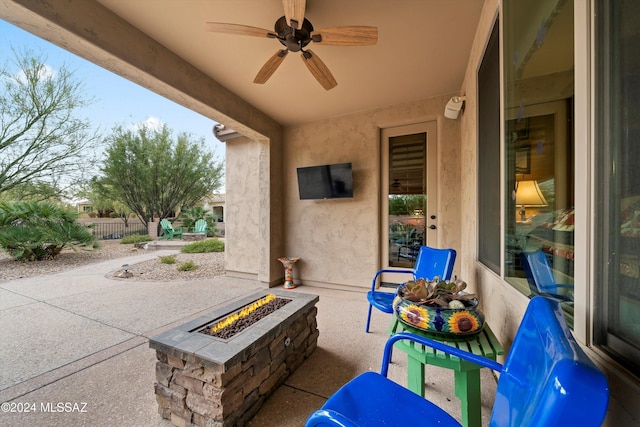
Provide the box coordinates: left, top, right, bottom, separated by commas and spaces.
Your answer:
521, 251, 573, 301
307, 297, 609, 427
365, 245, 456, 333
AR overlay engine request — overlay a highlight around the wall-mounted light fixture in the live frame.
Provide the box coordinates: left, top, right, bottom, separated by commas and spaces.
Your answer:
444, 96, 466, 119
213, 124, 242, 142
515, 180, 548, 221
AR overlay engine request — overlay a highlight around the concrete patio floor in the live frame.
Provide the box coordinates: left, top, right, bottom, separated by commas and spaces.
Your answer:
0, 249, 498, 426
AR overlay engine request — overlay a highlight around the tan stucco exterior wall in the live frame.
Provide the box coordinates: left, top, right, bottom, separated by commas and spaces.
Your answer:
224, 133, 285, 285
282, 95, 462, 290
224, 136, 261, 278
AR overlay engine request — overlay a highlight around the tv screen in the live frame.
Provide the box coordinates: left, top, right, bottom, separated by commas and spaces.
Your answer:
297, 163, 354, 200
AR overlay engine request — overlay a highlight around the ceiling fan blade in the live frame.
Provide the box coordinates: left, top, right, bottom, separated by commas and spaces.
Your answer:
282, 0, 306, 29
254, 50, 289, 84
301, 49, 337, 90
205, 22, 276, 38
313, 26, 378, 46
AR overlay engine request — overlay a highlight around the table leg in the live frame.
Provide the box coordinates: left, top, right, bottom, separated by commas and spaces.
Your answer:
454, 370, 482, 427
406, 355, 425, 396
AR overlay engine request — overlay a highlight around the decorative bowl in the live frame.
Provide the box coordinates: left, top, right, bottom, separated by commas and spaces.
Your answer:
392, 282, 485, 337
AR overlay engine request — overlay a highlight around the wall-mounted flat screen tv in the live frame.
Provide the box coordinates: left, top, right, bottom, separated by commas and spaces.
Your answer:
297, 163, 354, 200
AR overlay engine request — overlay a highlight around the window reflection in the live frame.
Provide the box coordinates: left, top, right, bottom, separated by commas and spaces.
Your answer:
503, 0, 575, 325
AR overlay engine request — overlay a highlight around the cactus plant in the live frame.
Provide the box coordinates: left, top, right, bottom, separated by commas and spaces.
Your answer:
401, 277, 477, 308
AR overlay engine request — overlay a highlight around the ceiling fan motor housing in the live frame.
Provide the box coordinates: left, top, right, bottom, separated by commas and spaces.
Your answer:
275, 16, 313, 51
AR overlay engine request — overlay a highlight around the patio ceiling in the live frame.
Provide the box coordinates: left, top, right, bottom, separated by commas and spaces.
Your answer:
1, 0, 484, 127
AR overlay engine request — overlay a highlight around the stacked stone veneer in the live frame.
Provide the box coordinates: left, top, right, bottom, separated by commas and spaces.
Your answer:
149, 289, 319, 427
181, 232, 207, 242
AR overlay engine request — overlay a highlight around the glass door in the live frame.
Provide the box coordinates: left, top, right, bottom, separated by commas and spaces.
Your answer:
595, 0, 640, 376
381, 122, 437, 283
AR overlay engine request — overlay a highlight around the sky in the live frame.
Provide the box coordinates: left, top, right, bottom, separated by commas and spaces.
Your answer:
0, 20, 226, 163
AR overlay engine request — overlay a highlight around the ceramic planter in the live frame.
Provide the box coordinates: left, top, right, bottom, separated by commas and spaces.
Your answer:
392, 283, 485, 337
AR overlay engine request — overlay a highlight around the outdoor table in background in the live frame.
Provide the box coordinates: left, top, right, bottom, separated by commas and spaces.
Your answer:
388, 315, 504, 427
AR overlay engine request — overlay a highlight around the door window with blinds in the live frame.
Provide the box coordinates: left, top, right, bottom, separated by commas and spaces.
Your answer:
387, 133, 426, 268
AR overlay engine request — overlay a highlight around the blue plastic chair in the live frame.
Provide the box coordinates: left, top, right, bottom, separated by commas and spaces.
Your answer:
307, 297, 609, 427
521, 251, 573, 301
365, 245, 456, 333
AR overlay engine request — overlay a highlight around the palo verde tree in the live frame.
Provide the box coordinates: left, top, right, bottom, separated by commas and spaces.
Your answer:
100, 124, 223, 224
0, 48, 100, 199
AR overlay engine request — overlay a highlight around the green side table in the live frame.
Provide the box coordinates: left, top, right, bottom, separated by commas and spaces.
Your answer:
388, 315, 504, 427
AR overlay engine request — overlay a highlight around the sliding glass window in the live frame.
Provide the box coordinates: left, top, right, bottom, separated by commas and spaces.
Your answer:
502, 0, 575, 325
595, 0, 640, 376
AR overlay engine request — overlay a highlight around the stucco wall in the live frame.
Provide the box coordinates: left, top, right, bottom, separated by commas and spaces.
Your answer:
224, 136, 261, 278
283, 96, 461, 290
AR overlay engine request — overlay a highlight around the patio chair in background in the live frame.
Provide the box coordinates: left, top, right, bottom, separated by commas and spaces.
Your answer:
307, 297, 609, 427
365, 245, 456, 333
192, 219, 208, 235
159, 218, 183, 240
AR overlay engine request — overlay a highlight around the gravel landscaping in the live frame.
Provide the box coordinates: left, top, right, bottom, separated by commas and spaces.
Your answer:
0, 240, 225, 283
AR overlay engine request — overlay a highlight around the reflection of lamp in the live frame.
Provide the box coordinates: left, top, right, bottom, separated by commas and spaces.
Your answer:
515, 180, 547, 221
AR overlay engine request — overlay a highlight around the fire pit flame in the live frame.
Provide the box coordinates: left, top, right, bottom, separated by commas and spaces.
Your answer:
209, 293, 276, 334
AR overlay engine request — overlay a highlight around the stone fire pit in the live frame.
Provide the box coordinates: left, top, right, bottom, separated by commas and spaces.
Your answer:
149, 289, 319, 427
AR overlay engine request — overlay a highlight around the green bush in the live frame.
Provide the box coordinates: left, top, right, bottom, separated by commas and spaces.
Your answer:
177, 261, 198, 271
180, 238, 224, 254
0, 201, 97, 261
121, 234, 152, 244
159, 255, 177, 264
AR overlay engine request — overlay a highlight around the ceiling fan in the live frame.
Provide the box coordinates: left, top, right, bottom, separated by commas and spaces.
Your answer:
205, 0, 378, 90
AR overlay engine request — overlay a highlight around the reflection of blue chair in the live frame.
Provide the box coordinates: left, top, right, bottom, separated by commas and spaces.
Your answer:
397, 229, 424, 261
521, 251, 573, 301
365, 246, 456, 333
307, 297, 609, 427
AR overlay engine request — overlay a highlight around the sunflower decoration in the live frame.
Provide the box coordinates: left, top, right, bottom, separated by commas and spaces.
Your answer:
393, 277, 485, 336
448, 311, 481, 334
399, 303, 430, 330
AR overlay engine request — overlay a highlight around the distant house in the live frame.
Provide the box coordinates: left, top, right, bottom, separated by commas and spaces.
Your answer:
203, 193, 224, 222
76, 201, 93, 215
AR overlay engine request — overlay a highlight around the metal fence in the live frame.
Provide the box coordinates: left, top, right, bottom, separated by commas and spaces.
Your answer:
89, 222, 148, 240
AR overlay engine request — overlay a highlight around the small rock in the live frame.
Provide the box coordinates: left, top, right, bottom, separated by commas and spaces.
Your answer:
114, 269, 134, 278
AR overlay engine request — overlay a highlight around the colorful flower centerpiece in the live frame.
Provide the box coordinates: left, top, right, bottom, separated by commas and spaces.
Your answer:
392, 277, 485, 337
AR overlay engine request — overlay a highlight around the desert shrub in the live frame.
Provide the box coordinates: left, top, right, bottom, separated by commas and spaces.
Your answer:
181, 238, 224, 253
121, 234, 152, 244
0, 201, 97, 261
159, 255, 177, 264
177, 261, 198, 271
